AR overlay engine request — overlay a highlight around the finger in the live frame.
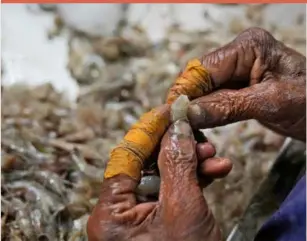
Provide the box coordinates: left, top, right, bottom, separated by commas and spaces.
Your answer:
196, 142, 232, 187
200, 27, 275, 87
87, 192, 156, 240
166, 28, 275, 103
157, 119, 209, 223
143, 141, 216, 177
104, 104, 170, 181
88, 175, 138, 230
199, 157, 232, 179
147, 142, 218, 178
197, 157, 232, 189
90, 105, 171, 230
197, 142, 232, 178
166, 58, 213, 103
143, 131, 211, 175
196, 142, 216, 160
88, 104, 172, 234
157, 120, 220, 238
187, 80, 291, 130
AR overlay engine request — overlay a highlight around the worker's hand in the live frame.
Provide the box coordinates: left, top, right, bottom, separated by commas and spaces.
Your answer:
179, 27, 305, 141
87, 119, 227, 241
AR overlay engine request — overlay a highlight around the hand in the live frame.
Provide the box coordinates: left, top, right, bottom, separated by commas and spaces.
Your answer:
182, 27, 305, 141
87, 119, 231, 241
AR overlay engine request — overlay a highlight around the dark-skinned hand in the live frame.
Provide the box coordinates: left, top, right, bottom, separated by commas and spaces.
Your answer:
185, 27, 305, 142
87, 119, 231, 241
87, 27, 306, 241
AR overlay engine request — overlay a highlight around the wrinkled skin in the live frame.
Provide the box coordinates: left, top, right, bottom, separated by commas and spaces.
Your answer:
88, 120, 227, 241
88, 27, 306, 241
188, 27, 306, 142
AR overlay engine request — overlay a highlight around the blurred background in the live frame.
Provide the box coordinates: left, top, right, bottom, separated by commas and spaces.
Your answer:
1, 4, 306, 241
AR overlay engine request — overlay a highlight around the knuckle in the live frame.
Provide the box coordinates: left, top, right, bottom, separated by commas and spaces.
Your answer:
244, 27, 271, 37
237, 27, 272, 41
220, 90, 243, 121
233, 27, 279, 71
235, 27, 276, 50
204, 91, 234, 124
223, 94, 236, 121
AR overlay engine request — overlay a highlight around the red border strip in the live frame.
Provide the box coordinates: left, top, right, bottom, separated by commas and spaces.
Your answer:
2, 1, 307, 3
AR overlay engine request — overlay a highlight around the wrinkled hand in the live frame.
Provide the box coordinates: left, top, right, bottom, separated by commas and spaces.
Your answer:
186, 27, 306, 141
87, 119, 231, 241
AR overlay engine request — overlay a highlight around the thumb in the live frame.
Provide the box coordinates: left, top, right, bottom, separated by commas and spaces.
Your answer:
157, 119, 211, 228
158, 119, 198, 186
187, 80, 291, 130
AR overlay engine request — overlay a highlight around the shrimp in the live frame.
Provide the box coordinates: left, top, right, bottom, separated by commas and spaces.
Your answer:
3, 169, 67, 197
71, 148, 104, 181
30, 207, 57, 241
5, 181, 64, 214
67, 214, 89, 241
16, 206, 36, 240
33, 170, 67, 197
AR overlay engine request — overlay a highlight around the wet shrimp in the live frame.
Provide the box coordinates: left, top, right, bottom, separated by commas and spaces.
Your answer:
67, 214, 89, 241
30, 206, 57, 241
33, 170, 67, 197
8, 227, 24, 241
71, 148, 104, 180
16, 206, 36, 240
5, 181, 64, 214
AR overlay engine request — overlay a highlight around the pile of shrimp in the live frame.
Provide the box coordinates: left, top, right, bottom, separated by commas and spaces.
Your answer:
1, 84, 106, 241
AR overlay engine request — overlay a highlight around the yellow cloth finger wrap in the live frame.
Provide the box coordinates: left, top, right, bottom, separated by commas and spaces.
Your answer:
104, 106, 170, 180
166, 58, 212, 104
